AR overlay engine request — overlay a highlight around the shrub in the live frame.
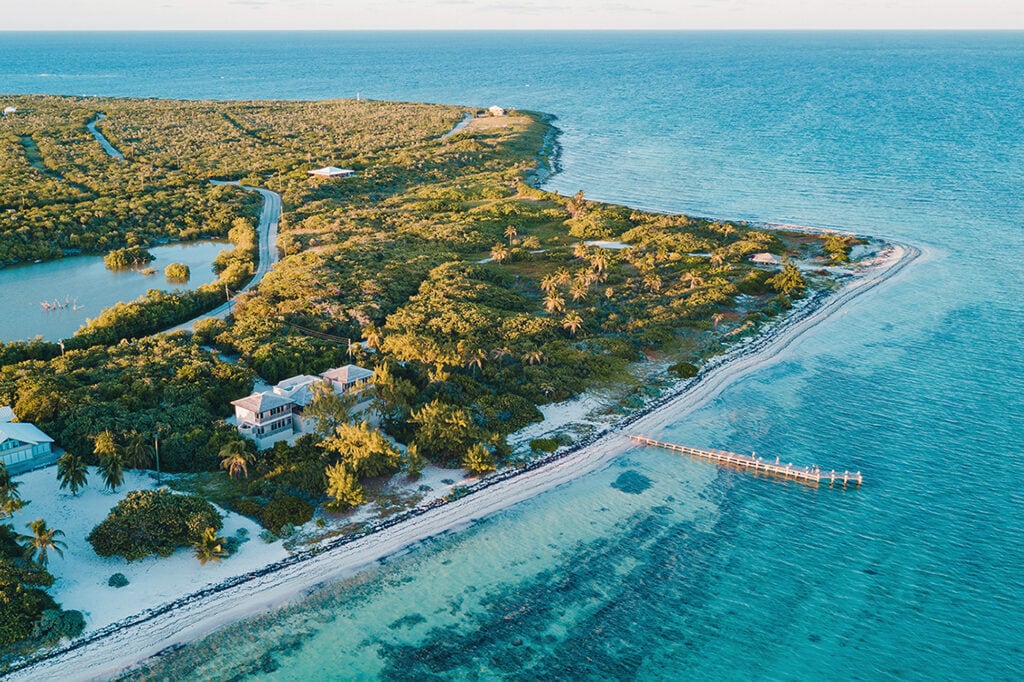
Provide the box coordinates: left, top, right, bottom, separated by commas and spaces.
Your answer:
29, 608, 85, 645
107, 573, 129, 588
529, 438, 559, 453
258, 495, 313, 535
164, 262, 191, 282
192, 317, 228, 346
87, 490, 223, 561
668, 361, 698, 378
104, 247, 154, 270
234, 499, 262, 519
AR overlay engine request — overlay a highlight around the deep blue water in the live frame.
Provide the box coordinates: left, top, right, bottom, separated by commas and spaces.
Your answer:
2, 31, 1023, 680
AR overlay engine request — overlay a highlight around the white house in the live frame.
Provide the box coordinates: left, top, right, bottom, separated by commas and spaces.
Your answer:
2, 106, 16, 116
271, 374, 322, 407
750, 252, 782, 266
488, 106, 506, 117
230, 392, 296, 449
308, 166, 355, 179
320, 364, 374, 393
231, 364, 374, 449
0, 407, 54, 469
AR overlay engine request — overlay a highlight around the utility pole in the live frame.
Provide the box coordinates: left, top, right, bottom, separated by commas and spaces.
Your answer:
154, 430, 161, 486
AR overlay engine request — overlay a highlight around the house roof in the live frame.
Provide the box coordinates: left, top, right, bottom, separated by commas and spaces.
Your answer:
275, 375, 321, 391
321, 364, 374, 385
0, 422, 53, 446
231, 391, 295, 413
0, 405, 14, 423
308, 166, 355, 177
750, 252, 782, 265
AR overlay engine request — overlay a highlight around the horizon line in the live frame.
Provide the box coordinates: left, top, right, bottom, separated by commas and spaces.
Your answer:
3, 28, 1024, 33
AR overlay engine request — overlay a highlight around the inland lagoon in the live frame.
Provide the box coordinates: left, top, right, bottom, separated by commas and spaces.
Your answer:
0, 240, 228, 342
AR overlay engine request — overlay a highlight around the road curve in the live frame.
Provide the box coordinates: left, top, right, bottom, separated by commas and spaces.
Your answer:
166, 181, 281, 333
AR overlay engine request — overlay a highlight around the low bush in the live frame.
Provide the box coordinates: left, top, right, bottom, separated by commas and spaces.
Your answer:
529, 437, 559, 453
107, 573, 129, 588
668, 361, 698, 378
164, 262, 191, 282
87, 490, 223, 561
258, 495, 314, 535
29, 609, 85, 646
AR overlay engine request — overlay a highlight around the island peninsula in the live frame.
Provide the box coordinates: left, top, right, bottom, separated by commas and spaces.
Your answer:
0, 95, 911, 677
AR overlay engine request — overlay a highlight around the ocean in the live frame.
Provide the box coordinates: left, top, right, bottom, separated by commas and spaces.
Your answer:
2, 31, 1022, 680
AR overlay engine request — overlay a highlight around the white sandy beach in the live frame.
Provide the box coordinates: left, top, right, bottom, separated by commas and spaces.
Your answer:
4, 240, 919, 681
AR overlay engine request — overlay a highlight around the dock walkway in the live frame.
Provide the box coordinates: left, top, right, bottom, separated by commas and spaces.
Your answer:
628, 435, 862, 488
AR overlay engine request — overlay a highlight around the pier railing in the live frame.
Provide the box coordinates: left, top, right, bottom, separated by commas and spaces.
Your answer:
628, 435, 862, 489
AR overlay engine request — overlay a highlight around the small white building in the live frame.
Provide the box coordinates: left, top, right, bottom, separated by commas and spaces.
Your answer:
750, 252, 782, 266
320, 364, 374, 393
0, 407, 54, 469
488, 106, 506, 117
2, 106, 16, 116
308, 166, 355, 179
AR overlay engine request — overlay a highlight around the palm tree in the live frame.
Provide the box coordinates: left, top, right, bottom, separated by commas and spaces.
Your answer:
589, 251, 609, 274
681, 272, 705, 289
539, 274, 560, 294
0, 463, 23, 519
643, 274, 663, 293
363, 324, 383, 350
93, 429, 120, 460
56, 452, 89, 496
563, 311, 584, 336
18, 519, 67, 567
98, 451, 124, 492
523, 349, 544, 366
220, 441, 255, 480
490, 243, 510, 264
465, 348, 486, 374
543, 293, 565, 314
569, 279, 589, 302
193, 527, 228, 565
573, 241, 589, 260
124, 430, 154, 469
504, 225, 518, 246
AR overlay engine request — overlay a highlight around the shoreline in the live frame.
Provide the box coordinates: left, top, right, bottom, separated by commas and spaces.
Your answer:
4, 236, 919, 681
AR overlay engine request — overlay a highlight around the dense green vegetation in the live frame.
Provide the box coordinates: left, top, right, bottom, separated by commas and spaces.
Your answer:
0, 335, 254, 472
0, 96, 849, 656
86, 489, 222, 562
0, 465, 83, 657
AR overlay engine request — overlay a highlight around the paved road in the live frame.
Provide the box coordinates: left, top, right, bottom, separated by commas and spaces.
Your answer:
167, 181, 282, 333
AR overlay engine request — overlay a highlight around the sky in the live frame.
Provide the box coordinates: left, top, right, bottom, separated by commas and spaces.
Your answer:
6, 0, 1023, 31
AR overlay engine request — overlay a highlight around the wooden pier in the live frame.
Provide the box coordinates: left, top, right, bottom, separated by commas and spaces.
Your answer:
628, 435, 862, 489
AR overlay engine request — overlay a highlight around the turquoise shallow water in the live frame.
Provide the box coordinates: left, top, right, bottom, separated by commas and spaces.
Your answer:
2, 31, 1023, 680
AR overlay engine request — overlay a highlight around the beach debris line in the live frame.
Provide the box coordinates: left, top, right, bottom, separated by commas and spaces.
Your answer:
628, 435, 862, 488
